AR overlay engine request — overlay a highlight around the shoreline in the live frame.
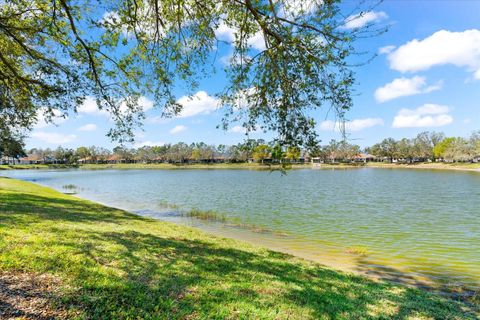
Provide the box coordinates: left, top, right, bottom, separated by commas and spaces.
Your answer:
54, 187, 480, 299
1, 161, 480, 173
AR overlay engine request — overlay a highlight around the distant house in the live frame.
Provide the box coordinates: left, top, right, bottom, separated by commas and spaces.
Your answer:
106, 155, 133, 164
353, 153, 376, 163
19, 154, 43, 165
1, 156, 10, 165
106, 155, 123, 164
153, 156, 166, 163
78, 157, 93, 164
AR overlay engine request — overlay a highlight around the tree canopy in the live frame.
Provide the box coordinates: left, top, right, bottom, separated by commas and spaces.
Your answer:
0, 0, 383, 147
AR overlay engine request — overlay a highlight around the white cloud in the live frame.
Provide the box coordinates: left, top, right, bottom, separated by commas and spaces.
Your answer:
177, 91, 220, 118
77, 124, 97, 132
343, 11, 388, 29
35, 108, 67, 129
132, 96, 154, 112
247, 32, 266, 51
231, 87, 258, 110
170, 125, 187, 134
147, 116, 171, 124
214, 21, 236, 42
214, 21, 265, 51
319, 118, 384, 132
77, 96, 153, 117
134, 140, 165, 147
229, 125, 247, 133
475, 68, 480, 80
374, 76, 442, 103
100, 11, 126, 34
387, 29, 480, 79
392, 103, 453, 128
77, 96, 108, 116
379, 45, 396, 54
31, 132, 77, 144
228, 125, 261, 134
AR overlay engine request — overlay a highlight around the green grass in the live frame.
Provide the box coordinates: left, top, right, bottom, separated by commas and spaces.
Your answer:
183, 208, 227, 222
183, 209, 288, 236
345, 246, 371, 257
0, 177, 478, 319
78, 162, 306, 171
0, 164, 77, 170
365, 162, 480, 170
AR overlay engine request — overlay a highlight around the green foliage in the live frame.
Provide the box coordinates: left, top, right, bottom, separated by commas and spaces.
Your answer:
252, 144, 271, 163
433, 137, 455, 159
470, 131, 480, 156
76, 146, 90, 159
0, 134, 26, 159
444, 137, 472, 162
321, 139, 359, 162
285, 146, 301, 161
370, 138, 399, 162
0, 0, 383, 145
271, 144, 284, 161
397, 138, 414, 161
0, 178, 477, 319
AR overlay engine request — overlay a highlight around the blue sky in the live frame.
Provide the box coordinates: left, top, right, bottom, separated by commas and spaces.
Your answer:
28, 0, 480, 149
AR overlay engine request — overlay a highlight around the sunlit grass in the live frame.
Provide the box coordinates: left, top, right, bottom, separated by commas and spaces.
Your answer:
0, 177, 478, 319
345, 246, 371, 256
183, 208, 227, 222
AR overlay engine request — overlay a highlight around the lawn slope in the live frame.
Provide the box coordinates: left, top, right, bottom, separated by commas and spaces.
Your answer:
0, 177, 477, 319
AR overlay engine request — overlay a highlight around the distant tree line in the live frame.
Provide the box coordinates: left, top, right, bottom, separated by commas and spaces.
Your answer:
2, 131, 480, 165
366, 131, 480, 163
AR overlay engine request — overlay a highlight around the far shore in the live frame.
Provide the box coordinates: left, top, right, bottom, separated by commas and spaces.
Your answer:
1, 161, 480, 172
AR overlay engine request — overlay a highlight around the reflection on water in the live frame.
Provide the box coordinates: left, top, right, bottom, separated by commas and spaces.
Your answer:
3, 168, 480, 297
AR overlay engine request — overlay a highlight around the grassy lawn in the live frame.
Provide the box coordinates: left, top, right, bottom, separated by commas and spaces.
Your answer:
0, 164, 75, 170
79, 162, 292, 170
365, 162, 480, 171
0, 177, 478, 319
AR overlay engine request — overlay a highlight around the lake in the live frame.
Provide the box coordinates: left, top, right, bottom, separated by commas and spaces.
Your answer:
3, 168, 480, 295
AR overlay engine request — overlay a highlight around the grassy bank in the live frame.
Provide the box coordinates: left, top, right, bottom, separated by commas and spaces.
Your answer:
0, 164, 77, 170
0, 177, 478, 319
365, 162, 480, 171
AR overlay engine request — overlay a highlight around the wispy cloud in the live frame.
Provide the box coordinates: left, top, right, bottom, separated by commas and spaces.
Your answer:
31, 132, 77, 144
392, 104, 453, 128
78, 124, 97, 132
134, 140, 165, 147
35, 108, 67, 129
342, 11, 388, 29
176, 91, 219, 118
170, 125, 187, 134
375, 76, 442, 103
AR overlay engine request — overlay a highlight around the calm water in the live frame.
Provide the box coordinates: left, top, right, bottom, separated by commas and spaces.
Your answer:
3, 168, 480, 294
